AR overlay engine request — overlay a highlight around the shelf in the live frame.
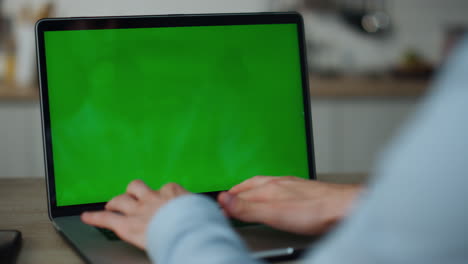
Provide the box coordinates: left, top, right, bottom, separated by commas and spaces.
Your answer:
0, 83, 39, 101
0, 76, 429, 101
309, 76, 429, 98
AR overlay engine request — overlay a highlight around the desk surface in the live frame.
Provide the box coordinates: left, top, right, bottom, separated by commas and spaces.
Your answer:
0, 174, 366, 264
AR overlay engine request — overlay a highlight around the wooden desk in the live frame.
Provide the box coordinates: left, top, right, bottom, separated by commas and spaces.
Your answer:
0, 174, 366, 264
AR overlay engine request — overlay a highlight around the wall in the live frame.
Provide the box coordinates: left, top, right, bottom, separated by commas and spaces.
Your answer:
3, 0, 271, 16
311, 98, 418, 174
391, 0, 468, 64
3, 0, 468, 65
303, 0, 468, 73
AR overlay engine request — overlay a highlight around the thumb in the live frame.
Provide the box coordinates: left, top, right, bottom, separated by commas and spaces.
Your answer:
219, 192, 275, 223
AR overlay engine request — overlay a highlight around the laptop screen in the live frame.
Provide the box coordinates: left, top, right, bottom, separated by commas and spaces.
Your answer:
43, 23, 310, 206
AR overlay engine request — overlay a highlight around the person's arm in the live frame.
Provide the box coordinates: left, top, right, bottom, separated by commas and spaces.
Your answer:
81, 176, 361, 264
146, 194, 261, 264
145, 177, 359, 263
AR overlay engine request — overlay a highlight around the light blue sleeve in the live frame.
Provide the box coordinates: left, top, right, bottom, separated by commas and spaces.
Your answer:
146, 194, 263, 264
305, 39, 468, 263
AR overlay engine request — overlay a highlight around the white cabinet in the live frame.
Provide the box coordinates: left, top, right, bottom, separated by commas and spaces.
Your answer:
311, 98, 419, 174
0, 102, 44, 177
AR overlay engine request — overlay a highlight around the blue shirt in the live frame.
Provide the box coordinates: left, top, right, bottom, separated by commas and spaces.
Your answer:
146, 38, 468, 264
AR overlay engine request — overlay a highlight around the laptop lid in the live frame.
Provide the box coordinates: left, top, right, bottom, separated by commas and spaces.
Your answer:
35, 12, 316, 219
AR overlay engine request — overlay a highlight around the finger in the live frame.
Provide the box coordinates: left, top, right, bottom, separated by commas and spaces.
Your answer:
160, 182, 188, 199
218, 191, 233, 207
81, 211, 126, 231
126, 180, 152, 200
217, 192, 230, 217
229, 176, 277, 195
236, 187, 272, 202
219, 192, 277, 224
236, 178, 303, 201
105, 193, 139, 215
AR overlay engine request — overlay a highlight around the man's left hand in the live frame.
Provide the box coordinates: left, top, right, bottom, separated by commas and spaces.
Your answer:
81, 180, 189, 249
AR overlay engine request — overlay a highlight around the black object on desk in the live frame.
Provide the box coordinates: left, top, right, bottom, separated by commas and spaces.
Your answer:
0, 230, 22, 264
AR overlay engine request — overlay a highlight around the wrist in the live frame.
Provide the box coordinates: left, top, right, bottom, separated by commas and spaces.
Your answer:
320, 184, 364, 232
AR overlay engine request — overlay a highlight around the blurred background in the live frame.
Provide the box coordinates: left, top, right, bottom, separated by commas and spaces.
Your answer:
0, 0, 466, 178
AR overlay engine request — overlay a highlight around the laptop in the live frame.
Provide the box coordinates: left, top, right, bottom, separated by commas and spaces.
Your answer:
35, 12, 318, 263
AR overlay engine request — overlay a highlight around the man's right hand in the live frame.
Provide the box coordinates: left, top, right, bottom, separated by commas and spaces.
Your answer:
218, 176, 363, 235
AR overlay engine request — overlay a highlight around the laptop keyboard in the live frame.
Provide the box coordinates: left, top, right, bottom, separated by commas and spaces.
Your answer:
97, 228, 121, 241
97, 221, 251, 240
230, 218, 256, 228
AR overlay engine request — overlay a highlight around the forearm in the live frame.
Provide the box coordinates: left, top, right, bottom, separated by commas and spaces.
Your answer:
146, 194, 263, 264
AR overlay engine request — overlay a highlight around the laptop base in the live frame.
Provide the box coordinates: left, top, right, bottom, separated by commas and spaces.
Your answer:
53, 215, 319, 263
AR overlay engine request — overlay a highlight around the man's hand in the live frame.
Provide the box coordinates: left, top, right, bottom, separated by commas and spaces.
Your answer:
218, 176, 362, 235
81, 180, 189, 249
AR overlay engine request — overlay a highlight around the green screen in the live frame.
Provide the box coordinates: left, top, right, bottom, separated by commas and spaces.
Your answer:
44, 23, 309, 206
